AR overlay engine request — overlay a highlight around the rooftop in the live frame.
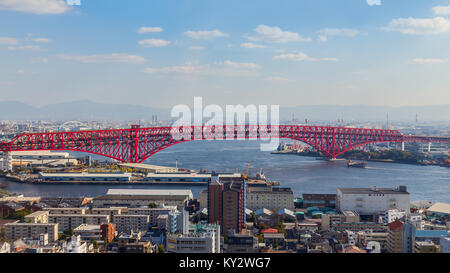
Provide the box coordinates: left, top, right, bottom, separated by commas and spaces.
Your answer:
39, 172, 131, 177
415, 230, 450, 238
337, 186, 409, 195
427, 202, 450, 215
106, 189, 193, 197
74, 224, 101, 231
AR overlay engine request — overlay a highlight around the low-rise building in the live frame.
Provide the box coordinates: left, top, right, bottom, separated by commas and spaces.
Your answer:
38, 172, 132, 182
246, 187, 294, 211
114, 215, 150, 233
73, 224, 103, 241
44, 208, 87, 215
224, 230, 259, 253
302, 194, 336, 208
321, 210, 360, 230
24, 210, 49, 223
5, 222, 58, 243
334, 221, 386, 233
166, 224, 220, 253
414, 241, 440, 253
91, 207, 124, 223
48, 214, 110, 233
127, 206, 176, 226
93, 189, 192, 209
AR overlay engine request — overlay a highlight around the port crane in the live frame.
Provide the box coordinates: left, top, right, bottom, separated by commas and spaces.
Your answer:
243, 160, 251, 179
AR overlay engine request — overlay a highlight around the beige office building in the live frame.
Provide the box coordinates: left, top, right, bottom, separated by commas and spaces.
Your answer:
246, 187, 294, 211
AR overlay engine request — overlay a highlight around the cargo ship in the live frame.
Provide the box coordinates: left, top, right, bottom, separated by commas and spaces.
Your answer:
347, 160, 367, 168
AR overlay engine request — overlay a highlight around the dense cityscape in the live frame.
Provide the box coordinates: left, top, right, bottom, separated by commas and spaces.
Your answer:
0, 118, 449, 254
1, 1, 450, 270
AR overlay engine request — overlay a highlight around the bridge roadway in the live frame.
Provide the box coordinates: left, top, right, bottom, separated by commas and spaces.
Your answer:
0, 125, 449, 163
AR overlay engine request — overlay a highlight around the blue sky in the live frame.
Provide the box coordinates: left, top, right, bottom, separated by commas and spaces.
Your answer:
1, 0, 450, 108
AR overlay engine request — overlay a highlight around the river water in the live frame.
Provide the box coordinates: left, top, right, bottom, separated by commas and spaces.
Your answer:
1, 140, 449, 202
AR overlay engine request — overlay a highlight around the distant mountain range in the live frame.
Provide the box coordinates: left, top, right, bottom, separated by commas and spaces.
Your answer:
0, 100, 449, 123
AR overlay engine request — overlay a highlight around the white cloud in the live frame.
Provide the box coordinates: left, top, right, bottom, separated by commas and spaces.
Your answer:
137, 26, 163, 34
16, 69, 25, 74
318, 28, 360, 41
412, 58, 448, 64
41, 57, 49, 63
382, 17, 450, 35
366, 0, 381, 6
432, 5, 450, 15
31, 38, 52, 43
184, 29, 229, 40
0, 0, 71, 14
143, 64, 202, 74
273, 52, 339, 62
189, 46, 205, 50
138, 39, 170, 47
143, 60, 261, 76
0, 37, 19, 44
220, 60, 261, 70
265, 76, 293, 82
240, 42, 266, 49
246, 25, 311, 43
58, 53, 147, 64
8, 45, 40, 51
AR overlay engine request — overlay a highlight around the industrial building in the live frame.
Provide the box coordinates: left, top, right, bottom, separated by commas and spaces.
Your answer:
336, 185, 410, 216
38, 172, 132, 182
92, 189, 193, 209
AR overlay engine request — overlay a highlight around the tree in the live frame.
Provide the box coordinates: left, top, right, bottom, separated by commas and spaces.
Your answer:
148, 203, 158, 208
91, 239, 99, 249
158, 244, 165, 253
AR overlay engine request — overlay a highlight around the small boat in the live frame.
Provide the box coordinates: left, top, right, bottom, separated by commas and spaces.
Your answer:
347, 160, 367, 168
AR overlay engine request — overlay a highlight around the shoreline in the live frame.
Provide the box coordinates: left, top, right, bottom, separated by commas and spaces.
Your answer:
3, 175, 208, 186
271, 151, 449, 167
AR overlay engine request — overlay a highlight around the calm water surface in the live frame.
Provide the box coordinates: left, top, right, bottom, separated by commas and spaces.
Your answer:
1, 140, 449, 202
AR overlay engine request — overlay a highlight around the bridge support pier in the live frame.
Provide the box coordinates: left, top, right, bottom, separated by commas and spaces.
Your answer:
401, 142, 405, 151
427, 142, 432, 153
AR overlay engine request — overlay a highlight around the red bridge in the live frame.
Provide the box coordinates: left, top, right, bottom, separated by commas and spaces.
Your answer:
0, 125, 449, 163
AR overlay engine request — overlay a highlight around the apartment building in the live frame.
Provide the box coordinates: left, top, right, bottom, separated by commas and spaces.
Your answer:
114, 215, 150, 233
48, 214, 110, 233
24, 210, 49, 224
321, 210, 360, 230
166, 224, 220, 253
246, 187, 294, 211
45, 208, 87, 215
127, 207, 175, 226
5, 222, 58, 243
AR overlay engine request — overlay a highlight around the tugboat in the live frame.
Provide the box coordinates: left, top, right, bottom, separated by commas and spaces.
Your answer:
347, 160, 367, 168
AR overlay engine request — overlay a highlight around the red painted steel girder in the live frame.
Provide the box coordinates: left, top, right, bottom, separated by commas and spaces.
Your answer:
0, 125, 448, 163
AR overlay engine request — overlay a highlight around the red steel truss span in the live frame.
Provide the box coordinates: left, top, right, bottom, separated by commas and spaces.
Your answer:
0, 125, 449, 163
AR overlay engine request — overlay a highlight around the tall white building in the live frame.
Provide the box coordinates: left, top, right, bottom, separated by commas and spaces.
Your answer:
336, 186, 410, 216
379, 209, 407, 224
168, 209, 189, 234
66, 235, 88, 253
166, 224, 220, 253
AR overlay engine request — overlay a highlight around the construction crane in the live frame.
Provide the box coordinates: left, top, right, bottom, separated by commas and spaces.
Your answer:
243, 160, 251, 179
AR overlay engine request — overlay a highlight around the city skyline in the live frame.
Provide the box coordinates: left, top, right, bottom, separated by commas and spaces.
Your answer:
1, 0, 450, 108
